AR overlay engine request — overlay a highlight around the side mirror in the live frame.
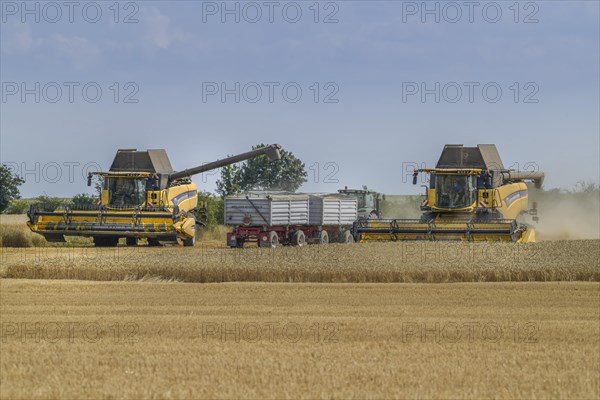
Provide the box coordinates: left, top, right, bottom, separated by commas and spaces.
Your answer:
412, 172, 418, 185
87, 173, 92, 186
382, 194, 386, 201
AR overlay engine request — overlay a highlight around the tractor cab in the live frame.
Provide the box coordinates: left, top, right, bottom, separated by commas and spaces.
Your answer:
338, 186, 385, 219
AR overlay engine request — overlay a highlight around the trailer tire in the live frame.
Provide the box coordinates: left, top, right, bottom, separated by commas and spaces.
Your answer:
343, 230, 354, 244
232, 238, 245, 249
318, 230, 329, 245
291, 230, 306, 247
126, 237, 138, 246
268, 231, 279, 249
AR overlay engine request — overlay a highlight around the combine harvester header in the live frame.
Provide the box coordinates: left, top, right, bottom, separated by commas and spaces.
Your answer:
354, 144, 544, 243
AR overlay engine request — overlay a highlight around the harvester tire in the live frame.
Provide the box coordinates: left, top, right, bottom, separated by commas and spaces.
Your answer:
291, 230, 306, 247
183, 235, 196, 247
93, 236, 118, 247
126, 237, 138, 246
147, 238, 162, 247
318, 230, 329, 245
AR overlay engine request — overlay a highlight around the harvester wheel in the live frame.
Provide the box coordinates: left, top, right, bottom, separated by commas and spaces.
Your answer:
126, 237, 138, 246
93, 236, 119, 247
342, 230, 354, 244
182, 235, 196, 247
318, 230, 329, 245
147, 238, 162, 247
291, 230, 306, 247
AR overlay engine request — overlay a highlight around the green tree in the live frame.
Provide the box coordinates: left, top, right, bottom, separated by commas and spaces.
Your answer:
216, 144, 307, 196
215, 163, 243, 197
0, 165, 25, 213
196, 191, 224, 228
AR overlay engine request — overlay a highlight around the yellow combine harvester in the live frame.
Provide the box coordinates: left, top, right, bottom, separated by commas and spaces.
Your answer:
27, 144, 281, 246
354, 144, 544, 243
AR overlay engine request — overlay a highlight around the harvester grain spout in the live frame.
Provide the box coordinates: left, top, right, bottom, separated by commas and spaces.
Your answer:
27, 144, 282, 247
168, 144, 281, 182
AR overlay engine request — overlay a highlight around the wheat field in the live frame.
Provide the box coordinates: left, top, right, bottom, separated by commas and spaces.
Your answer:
1, 239, 598, 283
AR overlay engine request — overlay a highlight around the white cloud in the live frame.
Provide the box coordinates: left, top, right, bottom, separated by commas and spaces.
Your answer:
1, 22, 36, 54
141, 7, 186, 49
1, 22, 100, 69
45, 34, 101, 68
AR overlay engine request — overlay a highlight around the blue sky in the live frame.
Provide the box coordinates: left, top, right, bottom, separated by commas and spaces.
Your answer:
1, 0, 598, 197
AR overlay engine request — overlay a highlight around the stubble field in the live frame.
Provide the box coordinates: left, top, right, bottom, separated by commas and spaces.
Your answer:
1, 280, 598, 399
1, 215, 599, 398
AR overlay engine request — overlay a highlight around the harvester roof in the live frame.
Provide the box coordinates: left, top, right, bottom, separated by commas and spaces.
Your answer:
109, 149, 174, 174
436, 144, 504, 170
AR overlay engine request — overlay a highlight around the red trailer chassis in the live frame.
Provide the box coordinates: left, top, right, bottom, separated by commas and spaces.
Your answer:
227, 225, 354, 248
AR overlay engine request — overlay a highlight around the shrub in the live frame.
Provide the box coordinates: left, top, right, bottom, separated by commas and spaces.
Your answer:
71, 193, 98, 208
4, 199, 29, 214
34, 195, 65, 210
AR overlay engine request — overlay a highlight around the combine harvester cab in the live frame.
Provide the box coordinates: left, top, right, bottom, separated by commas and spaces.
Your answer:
27, 145, 281, 247
225, 192, 357, 248
354, 144, 544, 243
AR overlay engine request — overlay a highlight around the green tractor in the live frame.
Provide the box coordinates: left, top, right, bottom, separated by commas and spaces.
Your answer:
338, 186, 385, 220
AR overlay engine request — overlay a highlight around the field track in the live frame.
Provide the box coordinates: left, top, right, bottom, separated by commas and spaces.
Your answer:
1, 280, 598, 399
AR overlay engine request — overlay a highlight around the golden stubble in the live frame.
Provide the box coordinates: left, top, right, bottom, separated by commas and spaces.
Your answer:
0, 281, 598, 399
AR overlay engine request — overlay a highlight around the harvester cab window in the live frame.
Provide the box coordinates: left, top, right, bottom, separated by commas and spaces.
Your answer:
108, 178, 146, 208
436, 175, 477, 209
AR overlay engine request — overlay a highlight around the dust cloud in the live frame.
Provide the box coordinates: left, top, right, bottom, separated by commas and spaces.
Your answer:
381, 189, 599, 241
526, 188, 600, 241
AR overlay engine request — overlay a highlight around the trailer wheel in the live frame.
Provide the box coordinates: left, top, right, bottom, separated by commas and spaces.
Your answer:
291, 230, 306, 247
318, 230, 329, 245
126, 237, 138, 246
230, 237, 245, 248
343, 230, 354, 244
260, 231, 279, 248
